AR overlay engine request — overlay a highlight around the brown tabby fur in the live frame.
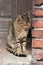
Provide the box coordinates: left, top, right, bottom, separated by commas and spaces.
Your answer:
6, 12, 31, 56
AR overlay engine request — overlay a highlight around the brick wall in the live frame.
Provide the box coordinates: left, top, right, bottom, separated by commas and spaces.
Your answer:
32, 0, 43, 64
0, 0, 12, 48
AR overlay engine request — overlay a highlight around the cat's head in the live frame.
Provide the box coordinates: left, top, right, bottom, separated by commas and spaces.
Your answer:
15, 13, 31, 31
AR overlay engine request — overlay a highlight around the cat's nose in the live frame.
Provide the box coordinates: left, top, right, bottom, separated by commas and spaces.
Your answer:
27, 23, 31, 27
28, 22, 31, 26
24, 23, 31, 29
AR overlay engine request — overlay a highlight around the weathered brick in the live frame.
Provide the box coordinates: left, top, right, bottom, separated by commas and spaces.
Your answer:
17, 0, 32, 14
32, 49, 43, 60
0, 21, 9, 28
32, 30, 43, 38
33, 0, 43, 64
0, 0, 12, 16
11, 0, 17, 18
32, 20, 43, 28
32, 39, 43, 48
33, 9, 43, 16
0, 32, 8, 38
33, 0, 43, 5
38, 52, 43, 60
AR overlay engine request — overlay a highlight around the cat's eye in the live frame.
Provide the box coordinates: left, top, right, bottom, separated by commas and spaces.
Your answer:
19, 21, 23, 24
18, 20, 25, 24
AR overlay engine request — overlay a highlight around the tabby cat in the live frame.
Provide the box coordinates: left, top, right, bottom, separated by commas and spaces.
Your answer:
6, 12, 31, 56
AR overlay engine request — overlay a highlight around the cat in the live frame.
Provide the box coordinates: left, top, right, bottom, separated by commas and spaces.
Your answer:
6, 12, 31, 56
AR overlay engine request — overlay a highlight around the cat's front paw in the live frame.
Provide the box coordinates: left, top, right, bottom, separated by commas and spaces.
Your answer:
14, 46, 23, 56
23, 49, 29, 55
22, 43, 29, 55
15, 50, 22, 56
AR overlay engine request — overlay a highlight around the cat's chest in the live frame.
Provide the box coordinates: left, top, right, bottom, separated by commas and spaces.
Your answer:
16, 30, 28, 38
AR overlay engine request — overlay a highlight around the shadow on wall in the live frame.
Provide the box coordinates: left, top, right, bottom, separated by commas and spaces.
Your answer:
26, 27, 32, 51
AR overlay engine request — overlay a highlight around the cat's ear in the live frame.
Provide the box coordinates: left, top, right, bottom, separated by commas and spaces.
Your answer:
26, 10, 32, 22
16, 15, 22, 21
27, 10, 32, 17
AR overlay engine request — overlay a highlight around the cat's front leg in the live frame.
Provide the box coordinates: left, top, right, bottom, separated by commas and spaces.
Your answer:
22, 42, 29, 55
14, 43, 23, 55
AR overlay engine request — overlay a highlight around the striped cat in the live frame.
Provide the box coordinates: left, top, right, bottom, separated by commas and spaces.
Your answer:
6, 12, 31, 56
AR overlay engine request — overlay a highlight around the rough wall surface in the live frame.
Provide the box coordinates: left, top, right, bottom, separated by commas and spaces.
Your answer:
32, 0, 43, 64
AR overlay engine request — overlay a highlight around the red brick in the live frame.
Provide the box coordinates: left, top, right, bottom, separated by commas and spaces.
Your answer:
38, 52, 43, 59
32, 39, 43, 48
33, 62, 43, 65
32, 20, 43, 28
33, 0, 43, 5
33, 9, 43, 16
0, 21, 9, 28
32, 30, 43, 38
32, 49, 43, 60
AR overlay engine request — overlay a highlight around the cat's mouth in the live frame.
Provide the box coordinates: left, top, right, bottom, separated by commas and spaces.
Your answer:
25, 28, 28, 31
24, 25, 31, 31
